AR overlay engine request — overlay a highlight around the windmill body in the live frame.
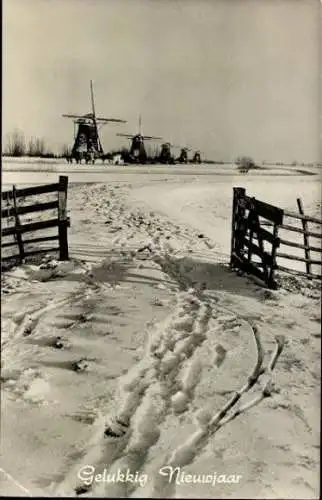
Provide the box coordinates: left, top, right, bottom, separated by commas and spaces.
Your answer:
192, 150, 202, 164
62, 81, 126, 164
177, 147, 191, 164
158, 142, 177, 164
72, 117, 102, 158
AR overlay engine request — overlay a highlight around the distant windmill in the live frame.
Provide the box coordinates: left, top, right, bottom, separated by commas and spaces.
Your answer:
117, 115, 162, 164
158, 142, 183, 164
159, 142, 174, 164
191, 150, 202, 164
62, 80, 126, 164
177, 146, 192, 164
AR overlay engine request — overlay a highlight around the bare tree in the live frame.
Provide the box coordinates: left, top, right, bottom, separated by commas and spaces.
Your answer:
27, 136, 54, 157
27, 137, 36, 156
4, 129, 26, 156
33, 137, 46, 156
60, 144, 72, 158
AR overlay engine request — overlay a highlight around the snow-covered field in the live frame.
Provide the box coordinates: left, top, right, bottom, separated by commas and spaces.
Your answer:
1, 164, 321, 498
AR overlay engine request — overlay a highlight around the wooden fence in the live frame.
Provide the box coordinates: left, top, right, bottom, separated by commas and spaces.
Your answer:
1, 176, 70, 265
230, 187, 322, 288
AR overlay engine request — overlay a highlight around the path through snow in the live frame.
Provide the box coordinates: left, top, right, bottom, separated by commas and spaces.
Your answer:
1, 180, 320, 499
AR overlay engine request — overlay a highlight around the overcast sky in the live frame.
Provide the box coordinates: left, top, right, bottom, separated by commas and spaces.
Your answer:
2, 0, 321, 161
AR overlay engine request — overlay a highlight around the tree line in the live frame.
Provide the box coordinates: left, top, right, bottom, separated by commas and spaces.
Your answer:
3, 129, 71, 158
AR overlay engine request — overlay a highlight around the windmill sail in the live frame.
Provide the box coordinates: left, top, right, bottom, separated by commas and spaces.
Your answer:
89, 80, 103, 154
142, 135, 163, 140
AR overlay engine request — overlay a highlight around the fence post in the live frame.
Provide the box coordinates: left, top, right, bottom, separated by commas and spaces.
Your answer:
247, 198, 257, 264
230, 188, 238, 266
12, 185, 25, 263
230, 187, 246, 267
58, 176, 69, 260
267, 222, 281, 289
296, 198, 311, 275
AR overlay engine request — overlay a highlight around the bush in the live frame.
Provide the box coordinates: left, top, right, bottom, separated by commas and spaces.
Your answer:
236, 156, 256, 173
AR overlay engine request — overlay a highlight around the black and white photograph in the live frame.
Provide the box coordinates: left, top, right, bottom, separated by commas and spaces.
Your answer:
1, 0, 321, 498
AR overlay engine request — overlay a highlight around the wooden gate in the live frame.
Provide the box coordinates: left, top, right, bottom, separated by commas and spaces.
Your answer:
230, 187, 283, 289
2, 176, 70, 267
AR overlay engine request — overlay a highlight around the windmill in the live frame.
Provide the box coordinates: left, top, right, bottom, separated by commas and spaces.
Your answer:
62, 80, 126, 164
176, 146, 192, 164
191, 150, 202, 164
116, 115, 162, 164
159, 142, 174, 164
158, 142, 183, 164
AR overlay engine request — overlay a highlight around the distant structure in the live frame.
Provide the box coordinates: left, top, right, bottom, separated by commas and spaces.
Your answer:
192, 150, 202, 164
62, 80, 126, 164
117, 116, 162, 164
177, 147, 191, 164
159, 142, 175, 164
111, 153, 124, 165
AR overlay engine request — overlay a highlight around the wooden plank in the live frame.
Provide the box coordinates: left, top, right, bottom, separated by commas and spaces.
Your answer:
2, 190, 13, 223
255, 199, 284, 225
2, 247, 60, 261
231, 252, 270, 284
2, 226, 22, 237
247, 212, 254, 263
243, 237, 273, 265
279, 237, 322, 253
12, 185, 25, 263
309, 245, 322, 253
230, 187, 246, 266
1, 200, 58, 218
1, 240, 19, 248
58, 176, 69, 260
230, 188, 238, 266
247, 219, 279, 244
276, 264, 321, 280
276, 252, 321, 266
280, 224, 322, 239
23, 235, 59, 246
2, 218, 60, 237
268, 223, 280, 288
244, 196, 284, 224
23, 247, 60, 257
253, 212, 269, 282
1, 183, 59, 201
284, 208, 322, 225
1, 217, 70, 237
296, 198, 311, 274
1, 253, 22, 262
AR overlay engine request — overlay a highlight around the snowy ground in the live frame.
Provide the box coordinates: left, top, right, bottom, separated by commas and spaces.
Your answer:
1, 165, 321, 498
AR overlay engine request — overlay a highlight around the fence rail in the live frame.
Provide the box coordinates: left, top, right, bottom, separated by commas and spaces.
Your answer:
278, 237, 322, 253
1, 176, 69, 265
230, 187, 322, 287
283, 206, 322, 225
1, 200, 59, 219
279, 223, 321, 239
1, 182, 60, 201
